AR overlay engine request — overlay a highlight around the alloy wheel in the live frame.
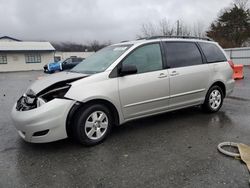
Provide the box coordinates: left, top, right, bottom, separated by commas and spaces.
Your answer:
209, 89, 222, 110
84, 111, 109, 140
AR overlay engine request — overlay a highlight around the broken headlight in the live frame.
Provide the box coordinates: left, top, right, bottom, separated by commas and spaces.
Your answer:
16, 96, 35, 111
16, 95, 45, 111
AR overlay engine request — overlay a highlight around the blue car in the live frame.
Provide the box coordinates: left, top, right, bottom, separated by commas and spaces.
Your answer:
44, 57, 84, 73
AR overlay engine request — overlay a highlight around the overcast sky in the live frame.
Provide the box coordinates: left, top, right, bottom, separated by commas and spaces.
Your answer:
0, 0, 233, 43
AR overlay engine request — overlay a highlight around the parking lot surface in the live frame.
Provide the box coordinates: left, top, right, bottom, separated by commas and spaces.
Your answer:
1, 68, 250, 188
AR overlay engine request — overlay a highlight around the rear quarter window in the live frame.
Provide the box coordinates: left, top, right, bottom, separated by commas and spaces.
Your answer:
198, 42, 227, 63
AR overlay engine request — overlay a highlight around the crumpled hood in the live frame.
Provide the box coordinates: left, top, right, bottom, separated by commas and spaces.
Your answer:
28, 71, 87, 95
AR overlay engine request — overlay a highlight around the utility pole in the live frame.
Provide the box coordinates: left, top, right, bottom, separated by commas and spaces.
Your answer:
177, 20, 180, 36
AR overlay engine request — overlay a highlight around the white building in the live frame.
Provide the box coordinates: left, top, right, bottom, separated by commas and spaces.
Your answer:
0, 36, 94, 72
0, 36, 55, 72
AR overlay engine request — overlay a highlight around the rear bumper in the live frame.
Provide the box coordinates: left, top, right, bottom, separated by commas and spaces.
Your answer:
11, 98, 75, 143
226, 79, 235, 96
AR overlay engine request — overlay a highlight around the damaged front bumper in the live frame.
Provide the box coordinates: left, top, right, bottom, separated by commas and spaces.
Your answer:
11, 98, 75, 143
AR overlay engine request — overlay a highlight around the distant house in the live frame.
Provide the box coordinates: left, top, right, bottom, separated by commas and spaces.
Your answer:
0, 36, 21, 42
0, 36, 55, 72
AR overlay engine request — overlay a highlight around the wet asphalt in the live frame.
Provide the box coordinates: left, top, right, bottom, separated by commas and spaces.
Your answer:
0, 68, 250, 188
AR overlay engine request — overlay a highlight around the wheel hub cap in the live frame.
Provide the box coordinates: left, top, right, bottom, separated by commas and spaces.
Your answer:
84, 111, 108, 140
209, 89, 222, 110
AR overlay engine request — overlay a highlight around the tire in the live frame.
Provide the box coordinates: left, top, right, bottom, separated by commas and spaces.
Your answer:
72, 104, 113, 146
202, 85, 224, 113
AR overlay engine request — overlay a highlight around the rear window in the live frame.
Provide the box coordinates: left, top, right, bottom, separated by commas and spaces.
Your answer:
164, 42, 203, 68
198, 42, 227, 63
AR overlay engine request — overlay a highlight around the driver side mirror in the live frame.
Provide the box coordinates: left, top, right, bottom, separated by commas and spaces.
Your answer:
119, 64, 137, 76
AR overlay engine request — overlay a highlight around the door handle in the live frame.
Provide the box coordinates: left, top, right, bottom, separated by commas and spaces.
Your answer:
158, 73, 168, 78
170, 71, 179, 76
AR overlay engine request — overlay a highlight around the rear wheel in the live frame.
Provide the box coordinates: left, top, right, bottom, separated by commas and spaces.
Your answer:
202, 85, 224, 113
73, 104, 112, 146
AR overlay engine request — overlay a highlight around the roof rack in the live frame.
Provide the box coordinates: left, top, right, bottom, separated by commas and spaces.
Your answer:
136, 37, 147, 40
145, 35, 213, 41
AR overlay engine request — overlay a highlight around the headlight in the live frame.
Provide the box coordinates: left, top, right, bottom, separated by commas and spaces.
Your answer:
16, 95, 37, 111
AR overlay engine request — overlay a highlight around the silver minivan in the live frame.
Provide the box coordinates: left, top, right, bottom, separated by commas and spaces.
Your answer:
11, 37, 235, 145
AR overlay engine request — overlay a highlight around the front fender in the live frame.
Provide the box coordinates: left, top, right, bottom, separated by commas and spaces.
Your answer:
65, 72, 125, 124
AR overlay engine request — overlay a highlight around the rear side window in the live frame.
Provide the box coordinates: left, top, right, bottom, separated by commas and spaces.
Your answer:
198, 42, 227, 63
164, 42, 203, 68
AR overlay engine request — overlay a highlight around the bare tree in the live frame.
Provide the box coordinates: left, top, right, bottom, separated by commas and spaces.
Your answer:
158, 19, 175, 36
137, 19, 175, 38
139, 23, 158, 38
137, 19, 206, 38
192, 22, 206, 38
178, 21, 191, 36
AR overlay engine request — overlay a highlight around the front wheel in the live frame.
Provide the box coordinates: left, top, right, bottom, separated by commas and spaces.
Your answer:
202, 85, 224, 113
73, 104, 113, 146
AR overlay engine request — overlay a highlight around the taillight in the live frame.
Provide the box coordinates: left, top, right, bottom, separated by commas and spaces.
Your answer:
228, 60, 234, 69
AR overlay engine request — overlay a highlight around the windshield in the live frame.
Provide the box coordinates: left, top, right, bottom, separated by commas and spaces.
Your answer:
71, 44, 132, 74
